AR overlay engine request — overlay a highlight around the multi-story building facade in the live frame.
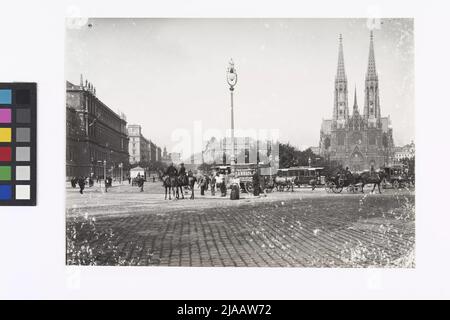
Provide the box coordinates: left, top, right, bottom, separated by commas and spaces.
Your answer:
156, 147, 162, 162
318, 32, 394, 171
66, 77, 129, 179
393, 141, 415, 163
128, 125, 151, 165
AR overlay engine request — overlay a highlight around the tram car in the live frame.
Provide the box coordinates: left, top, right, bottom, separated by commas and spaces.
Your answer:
276, 166, 325, 189
380, 164, 414, 189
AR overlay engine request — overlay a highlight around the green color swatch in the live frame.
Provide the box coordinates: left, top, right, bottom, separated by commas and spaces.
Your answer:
0, 166, 11, 181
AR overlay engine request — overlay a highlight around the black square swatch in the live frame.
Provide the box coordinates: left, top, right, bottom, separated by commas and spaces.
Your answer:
15, 89, 31, 105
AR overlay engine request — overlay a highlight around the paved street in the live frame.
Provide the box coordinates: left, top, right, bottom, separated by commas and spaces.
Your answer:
66, 182, 415, 267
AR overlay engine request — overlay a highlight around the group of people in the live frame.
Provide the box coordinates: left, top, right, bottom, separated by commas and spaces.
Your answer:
70, 177, 90, 194
70, 176, 113, 194
163, 163, 225, 197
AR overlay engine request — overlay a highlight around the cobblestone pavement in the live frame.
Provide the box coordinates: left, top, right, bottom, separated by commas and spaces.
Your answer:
66, 182, 415, 267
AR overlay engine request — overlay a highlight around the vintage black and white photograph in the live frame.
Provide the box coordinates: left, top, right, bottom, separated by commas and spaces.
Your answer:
65, 18, 415, 267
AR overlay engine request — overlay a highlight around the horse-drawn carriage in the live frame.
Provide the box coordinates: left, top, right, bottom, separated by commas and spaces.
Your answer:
324, 170, 361, 193
380, 165, 414, 189
275, 167, 325, 191
324, 168, 392, 194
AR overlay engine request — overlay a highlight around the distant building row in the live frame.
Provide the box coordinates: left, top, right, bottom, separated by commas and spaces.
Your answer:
127, 124, 161, 165
66, 77, 162, 179
200, 136, 279, 169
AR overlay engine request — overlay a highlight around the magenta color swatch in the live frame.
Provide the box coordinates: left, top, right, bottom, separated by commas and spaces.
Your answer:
0, 109, 11, 123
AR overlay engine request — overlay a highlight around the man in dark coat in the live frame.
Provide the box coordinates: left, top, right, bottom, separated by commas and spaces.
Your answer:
178, 163, 187, 185
78, 176, 86, 195
179, 163, 186, 176
138, 175, 144, 192
252, 170, 260, 197
165, 162, 178, 177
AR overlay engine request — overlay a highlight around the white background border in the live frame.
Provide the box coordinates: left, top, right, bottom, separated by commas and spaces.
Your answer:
0, 0, 449, 299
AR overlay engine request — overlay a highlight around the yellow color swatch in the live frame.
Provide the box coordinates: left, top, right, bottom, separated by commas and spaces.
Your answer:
0, 128, 12, 142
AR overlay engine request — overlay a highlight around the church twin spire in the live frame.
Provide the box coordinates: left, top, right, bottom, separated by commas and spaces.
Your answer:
353, 87, 359, 115
334, 31, 377, 122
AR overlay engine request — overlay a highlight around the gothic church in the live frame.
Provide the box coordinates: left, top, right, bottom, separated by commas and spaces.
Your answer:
319, 31, 394, 171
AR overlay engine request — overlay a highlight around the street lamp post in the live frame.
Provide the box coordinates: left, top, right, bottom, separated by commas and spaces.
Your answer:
227, 59, 238, 168
103, 160, 107, 192
227, 59, 240, 200
119, 163, 123, 184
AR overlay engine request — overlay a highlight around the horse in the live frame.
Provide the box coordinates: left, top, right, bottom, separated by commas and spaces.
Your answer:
162, 175, 178, 200
357, 171, 386, 194
176, 174, 189, 199
274, 176, 296, 192
187, 175, 197, 199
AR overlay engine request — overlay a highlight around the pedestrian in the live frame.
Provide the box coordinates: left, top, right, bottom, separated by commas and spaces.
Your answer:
210, 174, 216, 196
199, 175, 206, 196
220, 179, 227, 197
138, 176, 144, 192
260, 175, 267, 197
78, 176, 86, 195
128, 175, 131, 184
252, 170, 260, 197
152, 176, 155, 183
370, 164, 376, 178
205, 175, 210, 191
70, 177, 77, 188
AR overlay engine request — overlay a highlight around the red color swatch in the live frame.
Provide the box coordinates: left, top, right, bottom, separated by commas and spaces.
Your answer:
0, 147, 11, 161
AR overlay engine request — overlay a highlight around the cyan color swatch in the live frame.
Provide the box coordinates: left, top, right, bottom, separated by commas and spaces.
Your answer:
0, 89, 12, 104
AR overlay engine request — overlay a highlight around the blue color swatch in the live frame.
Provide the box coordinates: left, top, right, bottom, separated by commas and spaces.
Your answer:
0, 89, 12, 104
0, 185, 12, 200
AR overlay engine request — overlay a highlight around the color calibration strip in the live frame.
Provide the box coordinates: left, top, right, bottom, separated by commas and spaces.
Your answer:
0, 83, 36, 206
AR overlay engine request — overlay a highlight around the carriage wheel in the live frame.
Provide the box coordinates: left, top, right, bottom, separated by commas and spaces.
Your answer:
329, 182, 342, 193
393, 180, 399, 189
245, 182, 253, 193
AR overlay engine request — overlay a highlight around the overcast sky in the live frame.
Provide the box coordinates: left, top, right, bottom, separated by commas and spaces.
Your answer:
66, 18, 414, 156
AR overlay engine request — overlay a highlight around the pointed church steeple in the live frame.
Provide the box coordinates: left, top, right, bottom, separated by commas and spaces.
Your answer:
353, 86, 359, 115
336, 34, 346, 81
333, 34, 349, 124
366, 30, 377, 80
364, 30, 381, 122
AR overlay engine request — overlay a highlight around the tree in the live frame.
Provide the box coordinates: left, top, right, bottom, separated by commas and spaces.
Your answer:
279, 143, 299, 168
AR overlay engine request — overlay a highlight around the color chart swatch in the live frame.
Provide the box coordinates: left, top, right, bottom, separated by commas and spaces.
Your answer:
0, 83, 36, 206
